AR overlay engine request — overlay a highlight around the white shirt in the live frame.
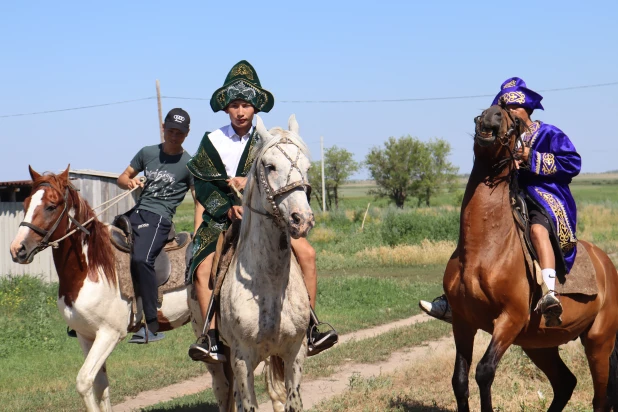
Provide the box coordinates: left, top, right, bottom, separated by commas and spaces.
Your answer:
208, 124, 252, 177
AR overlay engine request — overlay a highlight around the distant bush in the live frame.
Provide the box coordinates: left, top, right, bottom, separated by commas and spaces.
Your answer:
381, 208, 459, 246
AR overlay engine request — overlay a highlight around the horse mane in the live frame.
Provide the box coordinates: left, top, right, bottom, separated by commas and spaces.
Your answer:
34, 173, 116, 286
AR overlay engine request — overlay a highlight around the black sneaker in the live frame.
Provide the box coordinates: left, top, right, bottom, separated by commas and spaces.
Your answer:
307, 326, 338, 357
188, 334, 227, 363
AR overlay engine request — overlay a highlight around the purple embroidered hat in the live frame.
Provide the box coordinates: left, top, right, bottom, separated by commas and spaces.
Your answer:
491, 77, 544, 111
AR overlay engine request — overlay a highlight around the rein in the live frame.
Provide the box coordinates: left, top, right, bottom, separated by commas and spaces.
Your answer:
474, 103, 526, 187
20, 180, 143, 255
247, 137, 311, 228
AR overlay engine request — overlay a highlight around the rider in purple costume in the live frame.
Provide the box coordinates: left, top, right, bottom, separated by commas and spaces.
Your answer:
420, 77, 581, 327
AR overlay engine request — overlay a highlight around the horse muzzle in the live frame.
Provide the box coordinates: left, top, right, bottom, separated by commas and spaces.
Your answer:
10, 241, 35, 264
288, 210, 315, 239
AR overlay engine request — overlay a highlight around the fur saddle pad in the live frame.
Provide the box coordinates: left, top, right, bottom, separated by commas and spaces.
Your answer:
554, 243, 597, 296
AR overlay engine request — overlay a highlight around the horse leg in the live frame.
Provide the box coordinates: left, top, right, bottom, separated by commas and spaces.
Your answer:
207, 349, 235, 412
582, 328, 617, 411
475, 316, 521, 412
522, 347, 577, 411
283, 341, 306, 412
230, 344, 258, 412
76, 331, 120, 412
94, 362, 112, 412
451, 319, 477, 412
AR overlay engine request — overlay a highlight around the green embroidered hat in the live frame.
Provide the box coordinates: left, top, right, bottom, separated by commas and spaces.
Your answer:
210, 60, 274, 113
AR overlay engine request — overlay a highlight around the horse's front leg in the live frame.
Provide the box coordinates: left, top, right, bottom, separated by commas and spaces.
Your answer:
76, 331, 121, 412
451, 318, 477, 412
283, 340, 307, 412
230, 343, 259, 412
475, 315, 522, 412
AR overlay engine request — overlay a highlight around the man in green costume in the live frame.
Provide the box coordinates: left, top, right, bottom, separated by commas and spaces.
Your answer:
187, 61, 338, 363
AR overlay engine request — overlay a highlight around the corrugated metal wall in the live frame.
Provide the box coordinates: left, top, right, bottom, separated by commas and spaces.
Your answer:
0, 203, 58, 282
1, 173, 139, 281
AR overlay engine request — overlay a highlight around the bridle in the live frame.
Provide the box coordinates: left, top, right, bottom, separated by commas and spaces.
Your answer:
474, 101, 526, 176
247, 136, 312, 229
19, 182, 90, 258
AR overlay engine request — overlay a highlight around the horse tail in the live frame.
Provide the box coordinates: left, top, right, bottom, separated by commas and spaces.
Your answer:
608, 332, 618, 409
264, 356, 286, 411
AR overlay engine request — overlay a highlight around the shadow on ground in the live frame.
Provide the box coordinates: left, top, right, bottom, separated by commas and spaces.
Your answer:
145, 402, 219, 412
389, 396, 452, 412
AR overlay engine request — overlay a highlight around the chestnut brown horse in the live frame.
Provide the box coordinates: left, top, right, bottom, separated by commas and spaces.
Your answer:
444, 104, 618, 412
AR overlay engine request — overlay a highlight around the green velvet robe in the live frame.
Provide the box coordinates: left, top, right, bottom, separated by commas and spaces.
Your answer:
186, 128, 258, 282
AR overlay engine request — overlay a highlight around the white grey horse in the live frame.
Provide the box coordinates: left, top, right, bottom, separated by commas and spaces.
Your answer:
205, 114, 314, 412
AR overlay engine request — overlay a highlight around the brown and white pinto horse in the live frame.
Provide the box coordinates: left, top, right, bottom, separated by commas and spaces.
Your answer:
9, 166, 202, 412
444, 105, 618, 411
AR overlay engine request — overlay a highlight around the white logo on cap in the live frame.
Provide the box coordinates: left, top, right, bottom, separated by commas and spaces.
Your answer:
173, 115, 185, 123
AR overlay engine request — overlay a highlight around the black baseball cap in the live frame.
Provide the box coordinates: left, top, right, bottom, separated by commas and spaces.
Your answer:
164, 108, 190, 133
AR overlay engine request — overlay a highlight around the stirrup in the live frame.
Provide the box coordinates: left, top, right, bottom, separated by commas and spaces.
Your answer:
309, 321, 337, 345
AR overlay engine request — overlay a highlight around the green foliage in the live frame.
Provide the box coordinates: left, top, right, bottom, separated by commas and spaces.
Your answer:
381, 208, 459, 246
309, 146, 360, 210
0, 276, 61, 357
365, 136, 459, 208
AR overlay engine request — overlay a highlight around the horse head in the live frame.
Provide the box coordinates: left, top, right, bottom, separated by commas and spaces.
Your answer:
10, 165, 74, 263
247, 114, 314, 238
473, 102, 527, 168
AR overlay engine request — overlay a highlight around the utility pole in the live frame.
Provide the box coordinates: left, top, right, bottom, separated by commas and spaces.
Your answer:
321, 136, 326, 212
156, 79, 164, 143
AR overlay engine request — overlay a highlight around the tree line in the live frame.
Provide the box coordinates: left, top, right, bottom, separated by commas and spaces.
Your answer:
308, 135, 459, 209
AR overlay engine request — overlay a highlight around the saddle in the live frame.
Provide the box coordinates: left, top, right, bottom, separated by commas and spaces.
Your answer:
108, 214, 193, 332
512, 192, 597, 297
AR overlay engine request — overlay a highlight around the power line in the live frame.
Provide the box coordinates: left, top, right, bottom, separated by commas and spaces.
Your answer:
1, 81, 617, 118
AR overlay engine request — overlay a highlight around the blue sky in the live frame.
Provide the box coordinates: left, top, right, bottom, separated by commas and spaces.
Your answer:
2, 0, 617, 181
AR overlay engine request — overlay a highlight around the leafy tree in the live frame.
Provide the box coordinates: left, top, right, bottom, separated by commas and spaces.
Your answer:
365, 136, 426, 208
365, 136, 459, 208
308, 146, 359, 210
324, 146, 360, 209
416, 139, 459, 206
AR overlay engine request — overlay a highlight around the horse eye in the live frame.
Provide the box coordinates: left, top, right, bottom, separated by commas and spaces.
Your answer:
46, 205, 57, 212
265, 164, 276, 172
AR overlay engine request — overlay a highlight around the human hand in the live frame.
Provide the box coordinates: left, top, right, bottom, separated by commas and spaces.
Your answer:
127, 177, 145, 189
227, 205, 243, 222
227, 177, 247, 192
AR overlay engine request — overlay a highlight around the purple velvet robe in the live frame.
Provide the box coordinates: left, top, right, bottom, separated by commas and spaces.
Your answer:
518, 122, 581, 272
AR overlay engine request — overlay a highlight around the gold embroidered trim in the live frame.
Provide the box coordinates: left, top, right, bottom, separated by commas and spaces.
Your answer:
534, 151, 541, 175
534, 189, 577, 251
192, 146, 222, 179
204, 191, 228, 215
242, 134, 259, 175
541, 153, 557, 175
503, 79, 517, 89
525, 121, 541, 146
500, 91, 526, 105
192, 221, 227, 257
231, 63, 254, 80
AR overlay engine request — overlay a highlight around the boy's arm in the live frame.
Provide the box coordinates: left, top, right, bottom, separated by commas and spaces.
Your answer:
192, 185, 205, 234
117, 166, 144, 190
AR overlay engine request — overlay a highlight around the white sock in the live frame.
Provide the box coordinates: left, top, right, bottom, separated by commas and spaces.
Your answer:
541, 268, 556, 295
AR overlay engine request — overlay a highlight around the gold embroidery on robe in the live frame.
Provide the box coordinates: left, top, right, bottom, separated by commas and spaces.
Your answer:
534, 189, 577, 251
192, 146, 222, 179
541, 153, 557, 175
204, 191, 228, 215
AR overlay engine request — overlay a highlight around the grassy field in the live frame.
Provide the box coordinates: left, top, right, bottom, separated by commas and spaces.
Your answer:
311, 333, 595, 412
0, 265, 444, 411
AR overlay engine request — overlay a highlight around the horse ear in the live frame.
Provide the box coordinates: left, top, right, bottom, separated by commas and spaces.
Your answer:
288, 114, 299, 135
29, 165, 42, 181
58, 164, 70, 182
255, 115, 274, 142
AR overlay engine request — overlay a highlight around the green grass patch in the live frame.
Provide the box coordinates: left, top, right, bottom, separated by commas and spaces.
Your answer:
1, 265, 444, 411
